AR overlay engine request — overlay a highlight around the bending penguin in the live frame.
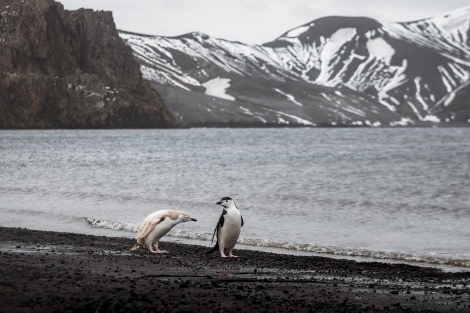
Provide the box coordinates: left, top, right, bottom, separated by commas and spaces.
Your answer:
207, 197, 244, 258
130, 209, 197, 253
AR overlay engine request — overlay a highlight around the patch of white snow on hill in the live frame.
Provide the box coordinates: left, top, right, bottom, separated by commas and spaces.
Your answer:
430, 6, 470, 40
422, 115, 440, 123
285, 25, 310, 37
366, 37, 395, 64
240, 107, 267, 123
265, 108, 315, 126
443, 92, 456, 107
377, 58, 408, 112
342, 105, 366, 117
414, 77, 429, 111
140, 66, 195, 90
316, 27, 357, 84
202, 77, 235, 101
438, 66, 456, 92
390, 117, 415, 126
274, 88, 303, 106
449, 63, 469, 81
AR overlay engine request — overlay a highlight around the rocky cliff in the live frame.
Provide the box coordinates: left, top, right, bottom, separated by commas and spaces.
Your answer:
0, 0, 176, 129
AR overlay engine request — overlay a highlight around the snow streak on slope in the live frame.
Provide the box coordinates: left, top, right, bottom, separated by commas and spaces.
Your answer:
385, 6, 470, 63
119, 32, 295, 88
274, 88, 303, 106
315, 28, 357, 85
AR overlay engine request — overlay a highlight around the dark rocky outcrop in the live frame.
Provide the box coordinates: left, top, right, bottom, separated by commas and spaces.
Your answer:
0, 0, 176, 128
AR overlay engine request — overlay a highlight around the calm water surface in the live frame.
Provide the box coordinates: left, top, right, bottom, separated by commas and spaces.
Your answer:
1, 128, 469, 269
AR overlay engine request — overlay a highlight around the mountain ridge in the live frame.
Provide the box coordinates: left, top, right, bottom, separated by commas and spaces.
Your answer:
120, 6, 470, 127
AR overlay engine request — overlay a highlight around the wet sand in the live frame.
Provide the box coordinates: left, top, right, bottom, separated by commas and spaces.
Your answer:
0, 226, 469, 312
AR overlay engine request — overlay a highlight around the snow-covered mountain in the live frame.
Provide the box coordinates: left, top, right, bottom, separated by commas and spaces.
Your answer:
119, 7, 470, 127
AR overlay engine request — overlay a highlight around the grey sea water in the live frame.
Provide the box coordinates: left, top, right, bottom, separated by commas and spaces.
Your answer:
1, 128, 469, 269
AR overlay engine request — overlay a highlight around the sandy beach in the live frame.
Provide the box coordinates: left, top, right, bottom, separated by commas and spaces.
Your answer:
0, 226, 469, 312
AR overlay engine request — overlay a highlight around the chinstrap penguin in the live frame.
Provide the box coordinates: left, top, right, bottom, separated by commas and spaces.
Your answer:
207, 197, 244, 257
130, 209, 197, 253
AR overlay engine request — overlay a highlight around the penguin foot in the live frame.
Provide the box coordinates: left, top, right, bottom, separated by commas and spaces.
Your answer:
149, 249, 169, 254
149, 245, 169, 254
227, 250, 238, 258
149, 248, 168, 253
220, 251, 238, 258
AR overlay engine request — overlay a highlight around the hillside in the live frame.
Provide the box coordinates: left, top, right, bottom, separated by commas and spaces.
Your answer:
120, 7, 470, 127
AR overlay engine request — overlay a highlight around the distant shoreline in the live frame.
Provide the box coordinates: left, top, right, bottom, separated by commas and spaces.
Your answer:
1, 227, 469, 312
2, 124, 470, 130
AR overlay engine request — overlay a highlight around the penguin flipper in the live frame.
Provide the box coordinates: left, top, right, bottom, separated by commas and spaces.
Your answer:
210, 224, 218, 244
208, 209, 227, 254
210, 211, 226, 243
219, 209, 227, 228
137, 217, 164, 240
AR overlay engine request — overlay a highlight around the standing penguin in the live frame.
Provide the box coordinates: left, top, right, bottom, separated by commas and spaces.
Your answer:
130, 209, 197, 253
207, 197, 244, 257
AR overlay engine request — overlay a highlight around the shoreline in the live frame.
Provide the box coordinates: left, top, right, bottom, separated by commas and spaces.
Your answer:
1, 227, 469, 312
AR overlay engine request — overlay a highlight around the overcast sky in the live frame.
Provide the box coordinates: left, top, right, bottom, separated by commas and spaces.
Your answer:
60, 0, 469, 44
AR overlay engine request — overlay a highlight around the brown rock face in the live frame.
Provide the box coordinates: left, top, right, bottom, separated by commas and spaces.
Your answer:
0, 0, 177, 128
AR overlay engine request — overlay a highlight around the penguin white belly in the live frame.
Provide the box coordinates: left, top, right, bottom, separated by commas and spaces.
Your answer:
144, 218, 175, 247
219, 212, 241, 249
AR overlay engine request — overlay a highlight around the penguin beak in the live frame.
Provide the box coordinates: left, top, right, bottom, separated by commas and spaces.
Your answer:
190, 217, 197, 222
216, 200, 222, 205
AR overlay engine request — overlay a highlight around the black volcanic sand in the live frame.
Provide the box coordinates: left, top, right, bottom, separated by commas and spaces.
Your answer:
1, 227, 469, 313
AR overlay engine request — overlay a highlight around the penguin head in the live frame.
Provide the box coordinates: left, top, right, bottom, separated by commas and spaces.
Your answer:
216, 196, 233, 208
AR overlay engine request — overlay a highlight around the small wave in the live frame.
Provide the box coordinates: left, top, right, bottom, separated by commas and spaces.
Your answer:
169, 230, 215, 242
236, 238, 470, 269
86, 218, 214, 242
85, 218, 139, 233
86, 218, 470, 269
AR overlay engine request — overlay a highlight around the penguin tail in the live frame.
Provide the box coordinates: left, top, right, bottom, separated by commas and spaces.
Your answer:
206, 242, 219, 255
130, 243, 142, 251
